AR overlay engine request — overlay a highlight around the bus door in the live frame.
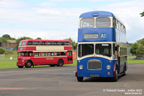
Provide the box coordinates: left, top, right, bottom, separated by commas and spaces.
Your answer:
67, 51, 73, 64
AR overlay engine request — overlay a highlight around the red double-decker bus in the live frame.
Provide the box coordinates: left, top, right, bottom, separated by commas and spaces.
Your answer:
17, 40, 73, 68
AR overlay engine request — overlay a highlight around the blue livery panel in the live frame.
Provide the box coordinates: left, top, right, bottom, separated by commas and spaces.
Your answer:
77, 57, 117, 77
78, 28, 116, 42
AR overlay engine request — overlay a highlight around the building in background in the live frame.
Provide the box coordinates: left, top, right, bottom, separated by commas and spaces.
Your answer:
72, 50, 77, 59
127, 46, 131, 55
0, 40, 17, 50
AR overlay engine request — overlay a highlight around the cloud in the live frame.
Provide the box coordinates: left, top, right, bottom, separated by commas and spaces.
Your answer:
0, 0, 144, 43
36, 9, 61, 15
95, 0, 144, 43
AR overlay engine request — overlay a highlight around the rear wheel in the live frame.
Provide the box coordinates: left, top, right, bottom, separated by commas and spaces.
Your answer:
122, 65, 126, 76
77, 77, 83, 82
25, 61, 32, 68
57, 60, 64, 67
18, 66, 23, 68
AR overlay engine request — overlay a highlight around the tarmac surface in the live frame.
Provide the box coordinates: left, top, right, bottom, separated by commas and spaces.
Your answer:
0, 64, 144, 96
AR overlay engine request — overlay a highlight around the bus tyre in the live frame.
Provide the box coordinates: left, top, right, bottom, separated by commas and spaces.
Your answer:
57, 60, 64, 67
122, 65, 126, 76
25, 61, 32, 68
18, 66, 23, 68
77, 77, 83, 82
50, 65, 55, 67
113, 67, 118, 82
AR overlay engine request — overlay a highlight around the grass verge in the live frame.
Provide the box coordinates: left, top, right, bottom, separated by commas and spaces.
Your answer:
0, 59, 77, 69
0, 59, 143, 69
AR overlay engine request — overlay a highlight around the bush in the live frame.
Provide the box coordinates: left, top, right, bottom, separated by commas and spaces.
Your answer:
0, 47, 5, 54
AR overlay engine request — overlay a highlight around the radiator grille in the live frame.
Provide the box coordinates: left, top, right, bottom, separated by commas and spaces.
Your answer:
18, 58, 22, 63
88, 60, 102, 70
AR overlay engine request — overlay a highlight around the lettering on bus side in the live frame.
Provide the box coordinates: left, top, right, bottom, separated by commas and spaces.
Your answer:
100, 33, 106, 39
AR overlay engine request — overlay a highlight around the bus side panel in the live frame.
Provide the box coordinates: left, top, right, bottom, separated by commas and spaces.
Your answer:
120, 56, 127, 73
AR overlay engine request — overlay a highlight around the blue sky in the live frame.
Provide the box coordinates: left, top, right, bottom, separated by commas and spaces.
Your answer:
0, 0, 144, 43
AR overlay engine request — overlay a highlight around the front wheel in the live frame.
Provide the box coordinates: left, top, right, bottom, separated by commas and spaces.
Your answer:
50, 65, 55, 67
113, 67, 118, 82
57, 60, 64, 67
25, 61, 32, 68
77, 77, 83, 82
18, 66, 23, 68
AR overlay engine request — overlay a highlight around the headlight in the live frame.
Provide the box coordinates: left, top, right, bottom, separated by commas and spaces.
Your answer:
22, 60, 24, 62
79, 65, 83, 70
106, 65, 111, 70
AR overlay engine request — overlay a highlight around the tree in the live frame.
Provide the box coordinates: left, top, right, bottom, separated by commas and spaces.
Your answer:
0, 47, 5, 54
10, 37, 16, 40
130, 43, 139, 55
127, 42, 133, 46
137, 38, 144, 46
16, 36, 32, 48
136, 45, 144, 55
36, 37, 42, 40
0, 37, 7, 43
2, 34, 11, 40
140, 11, 144, 17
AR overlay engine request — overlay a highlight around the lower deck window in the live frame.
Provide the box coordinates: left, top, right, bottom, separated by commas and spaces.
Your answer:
78, 44, 94, 57
95, 44, 111, 57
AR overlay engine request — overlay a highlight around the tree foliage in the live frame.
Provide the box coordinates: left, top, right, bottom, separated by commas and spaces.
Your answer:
0, 37, 7, 43
130, 43, 139, 55
2, 34, 11, 40
0, 47, 5, 54
136, 45, 144, 55
140, 11, 144, 17
130, 38, 144, 55
16, 36, 32, 48
36, 37, 42, 40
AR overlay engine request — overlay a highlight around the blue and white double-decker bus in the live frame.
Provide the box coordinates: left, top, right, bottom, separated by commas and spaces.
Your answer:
75, 11, 127, 82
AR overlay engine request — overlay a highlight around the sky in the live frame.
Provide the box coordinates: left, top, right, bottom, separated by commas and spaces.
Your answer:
0, 0, 144, 43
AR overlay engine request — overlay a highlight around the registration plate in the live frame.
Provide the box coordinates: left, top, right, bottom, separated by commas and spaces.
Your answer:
90, 75, 99, 77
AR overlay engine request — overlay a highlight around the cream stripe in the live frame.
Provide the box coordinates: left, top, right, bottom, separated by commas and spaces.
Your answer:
33, 50, 67, 52
77, 54, 113, 60
36, 46, 64, 51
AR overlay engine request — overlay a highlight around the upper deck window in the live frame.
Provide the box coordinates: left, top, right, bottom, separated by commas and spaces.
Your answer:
41, 41, 46, 45
80, 18, 94, 28
48, 42, 53, 45
34, 41, 40, 45
96, 17, 110, 28
54, 42, 59, 45
22, 41, 26, 46
27, 41, 33, 45
66, 42, 70, 45
60, 42, 65, 45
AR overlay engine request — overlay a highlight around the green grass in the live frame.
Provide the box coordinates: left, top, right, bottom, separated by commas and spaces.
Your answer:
127, 60, 144, 64
0, 59, 77, 69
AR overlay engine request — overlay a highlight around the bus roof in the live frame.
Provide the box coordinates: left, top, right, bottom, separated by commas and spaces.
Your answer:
20, 40, 71, 42
79, 11, 115, 18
